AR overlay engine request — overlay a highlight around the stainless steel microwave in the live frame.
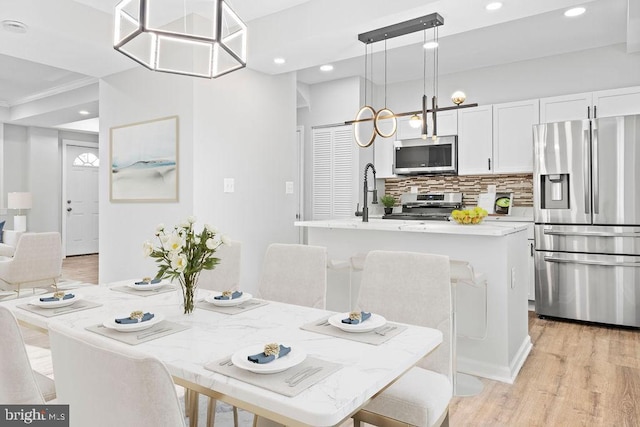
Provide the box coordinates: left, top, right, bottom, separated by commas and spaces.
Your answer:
393, 135, 458, 175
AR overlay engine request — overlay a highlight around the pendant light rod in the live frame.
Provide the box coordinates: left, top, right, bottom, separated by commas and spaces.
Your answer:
345, 103, 479, 125
358, 13, 444, 44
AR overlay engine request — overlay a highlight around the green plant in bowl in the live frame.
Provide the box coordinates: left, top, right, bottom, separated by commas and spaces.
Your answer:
380, 195, 396, 208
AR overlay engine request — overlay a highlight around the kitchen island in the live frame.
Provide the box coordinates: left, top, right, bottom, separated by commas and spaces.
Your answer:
295, 218, 531, 384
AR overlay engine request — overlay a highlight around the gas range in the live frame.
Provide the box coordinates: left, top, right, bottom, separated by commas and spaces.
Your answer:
382, 192, 463, 221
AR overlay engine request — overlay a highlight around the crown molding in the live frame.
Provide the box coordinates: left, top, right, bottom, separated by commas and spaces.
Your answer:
10, 77, 98, 107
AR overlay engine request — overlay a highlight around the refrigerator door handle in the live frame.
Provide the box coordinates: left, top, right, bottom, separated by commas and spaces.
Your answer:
544, 256, 640, 268
592, 126, 599, 214
543, 229, 640, 238
584, 127, 591, 214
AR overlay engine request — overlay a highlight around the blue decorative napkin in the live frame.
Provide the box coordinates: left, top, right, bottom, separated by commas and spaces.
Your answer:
342, 311, 371, 324
135, 278, 161, 285
214, 290, 243, 300
248, 344, 291, 364
40, 293, 75, 302
115, 312, 155, 324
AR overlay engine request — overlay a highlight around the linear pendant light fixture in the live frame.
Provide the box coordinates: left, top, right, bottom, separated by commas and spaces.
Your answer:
114, 0, 247, 79
349, 13, 477, 146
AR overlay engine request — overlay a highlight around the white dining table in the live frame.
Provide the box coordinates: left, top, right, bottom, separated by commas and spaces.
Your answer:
4, 281, 443, 427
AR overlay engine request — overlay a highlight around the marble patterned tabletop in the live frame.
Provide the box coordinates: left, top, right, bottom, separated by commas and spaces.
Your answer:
4, 282, 442, 427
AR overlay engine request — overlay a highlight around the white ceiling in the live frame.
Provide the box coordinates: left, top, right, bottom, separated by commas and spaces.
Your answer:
0, 0, 636, 130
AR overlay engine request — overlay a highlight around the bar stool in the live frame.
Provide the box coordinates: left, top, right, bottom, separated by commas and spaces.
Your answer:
450, 259, 488, 397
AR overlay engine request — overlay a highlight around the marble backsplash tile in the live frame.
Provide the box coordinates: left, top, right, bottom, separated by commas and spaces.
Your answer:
384, 174, 533, 207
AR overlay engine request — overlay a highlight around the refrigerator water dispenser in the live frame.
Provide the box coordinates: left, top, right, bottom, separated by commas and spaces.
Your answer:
540, 174, 569, 209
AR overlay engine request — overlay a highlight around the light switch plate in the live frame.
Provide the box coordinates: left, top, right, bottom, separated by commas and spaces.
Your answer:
223, 178, 234, 193
285, 181, 294, 194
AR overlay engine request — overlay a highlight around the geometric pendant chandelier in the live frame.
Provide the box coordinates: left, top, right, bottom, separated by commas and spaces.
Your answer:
114, 0, 247, 78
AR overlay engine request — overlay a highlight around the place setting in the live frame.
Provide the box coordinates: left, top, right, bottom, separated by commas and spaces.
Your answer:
205, 341, 341, 397
195, 289, 269, 314
110, 277, 177, 297
85, 309, 189, 345
17, 290, 103, 318
301, 310, 407, 345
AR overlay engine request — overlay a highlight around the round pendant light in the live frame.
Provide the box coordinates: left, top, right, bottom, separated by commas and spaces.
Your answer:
354, 105, 377, 147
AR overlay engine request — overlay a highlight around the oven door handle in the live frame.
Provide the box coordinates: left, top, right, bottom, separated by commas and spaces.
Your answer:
543, 256, 640, 267
543, 230, 640, 238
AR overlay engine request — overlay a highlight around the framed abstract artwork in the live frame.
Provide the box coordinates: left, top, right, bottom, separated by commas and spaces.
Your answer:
110, 116, 179, 202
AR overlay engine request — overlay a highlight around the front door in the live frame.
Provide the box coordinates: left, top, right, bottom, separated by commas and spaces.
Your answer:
65, 145, 99, 256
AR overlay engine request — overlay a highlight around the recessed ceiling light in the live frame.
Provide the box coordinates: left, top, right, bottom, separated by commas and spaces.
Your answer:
79, 110, 90, 115
486, 2, 502, 11
273, 57, 285, 65
423, 41, 439, 49
320, 64, 334, 72
564, 7, 586, 17
2, 20, 28, 34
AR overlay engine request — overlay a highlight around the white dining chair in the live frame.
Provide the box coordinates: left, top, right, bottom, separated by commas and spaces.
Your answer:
198, 239, 241, 292
352, 250, 453, 427
48, 322, 186, 427
253, 243, 327, 427
257, 243, 327, 309
0, 305, 56, 404
192, 239, 241, 427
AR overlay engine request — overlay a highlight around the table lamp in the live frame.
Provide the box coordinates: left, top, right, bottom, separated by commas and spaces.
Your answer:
7, 192, 32, 232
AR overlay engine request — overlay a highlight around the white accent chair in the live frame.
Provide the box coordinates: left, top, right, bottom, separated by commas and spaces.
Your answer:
257, 243, 327, 309
49, 322, 186, 427
0, 229, 24, 257
352, 250, 453, 427
0, 306, 56, 403
0, 232, 62, 295
192, 240, 242, 427
254, 243, 327, 427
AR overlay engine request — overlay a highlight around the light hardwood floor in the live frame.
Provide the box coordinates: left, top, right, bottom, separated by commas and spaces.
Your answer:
28, 254, 640, 426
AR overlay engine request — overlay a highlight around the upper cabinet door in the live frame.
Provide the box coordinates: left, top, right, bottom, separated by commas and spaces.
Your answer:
396, 116, 422, 140
593, 86, 640, 118
493, 99, 539, 174
396, 110, 458, 140
457, 105, 493, 175
374, 138, 396, 179
540, 92, 592, 123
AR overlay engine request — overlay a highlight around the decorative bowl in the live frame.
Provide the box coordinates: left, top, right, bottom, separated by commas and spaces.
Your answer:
451, 207, 488, 225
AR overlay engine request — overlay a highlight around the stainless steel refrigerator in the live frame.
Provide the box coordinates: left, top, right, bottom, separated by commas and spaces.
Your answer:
533, 115, 640, 327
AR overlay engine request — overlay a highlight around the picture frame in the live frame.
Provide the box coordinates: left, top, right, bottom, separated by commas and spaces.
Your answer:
109, 116, 179, 202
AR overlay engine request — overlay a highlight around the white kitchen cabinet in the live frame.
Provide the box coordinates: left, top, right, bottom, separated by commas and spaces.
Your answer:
395, 110, 458, 140
492, 99, 539, 174
457, 105, 493, 175
373, 138, 396, 178
539, 92, 592, 123
592, 86, 640, 118
540, 85, 640, 123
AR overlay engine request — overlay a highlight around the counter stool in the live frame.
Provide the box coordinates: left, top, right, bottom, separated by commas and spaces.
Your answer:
450, 260, 488, 397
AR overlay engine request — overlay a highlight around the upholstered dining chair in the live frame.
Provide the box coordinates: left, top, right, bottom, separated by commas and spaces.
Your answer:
0, 306, 56, 404
352, 250, 453, 427
193, 239, 242, 427
0, 232, 62, 295
48, 322, 186, 427
257, 243, 327, 309
253, 243, 327, 427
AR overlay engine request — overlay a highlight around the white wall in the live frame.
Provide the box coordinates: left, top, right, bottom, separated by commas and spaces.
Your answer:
192, 68, 298, 293
385, 44, 640, 113
99, 66, 300, 291
27, 127, 60, 232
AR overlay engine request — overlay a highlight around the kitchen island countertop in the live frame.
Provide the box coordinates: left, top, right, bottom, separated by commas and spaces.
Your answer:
295, 218, 528, 237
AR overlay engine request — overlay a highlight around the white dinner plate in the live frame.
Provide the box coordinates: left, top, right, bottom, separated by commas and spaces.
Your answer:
231, 344, 306, 374
328, 312, 386, 333
126, 279, 171, 291
102, 313, 164, 332
29, 293, 82, 309
205, 292, 252, 307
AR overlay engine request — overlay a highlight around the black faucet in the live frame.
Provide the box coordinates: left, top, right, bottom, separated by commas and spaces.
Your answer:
355, 163, 378, 222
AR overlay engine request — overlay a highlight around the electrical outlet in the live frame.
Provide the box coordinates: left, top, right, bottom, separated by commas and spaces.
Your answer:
285, 181, 294, 194
223, 178, 234, 193
511, 267, 516, 289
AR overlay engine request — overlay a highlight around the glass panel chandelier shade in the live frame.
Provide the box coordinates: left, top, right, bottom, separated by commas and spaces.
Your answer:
114, 0, 247, 79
